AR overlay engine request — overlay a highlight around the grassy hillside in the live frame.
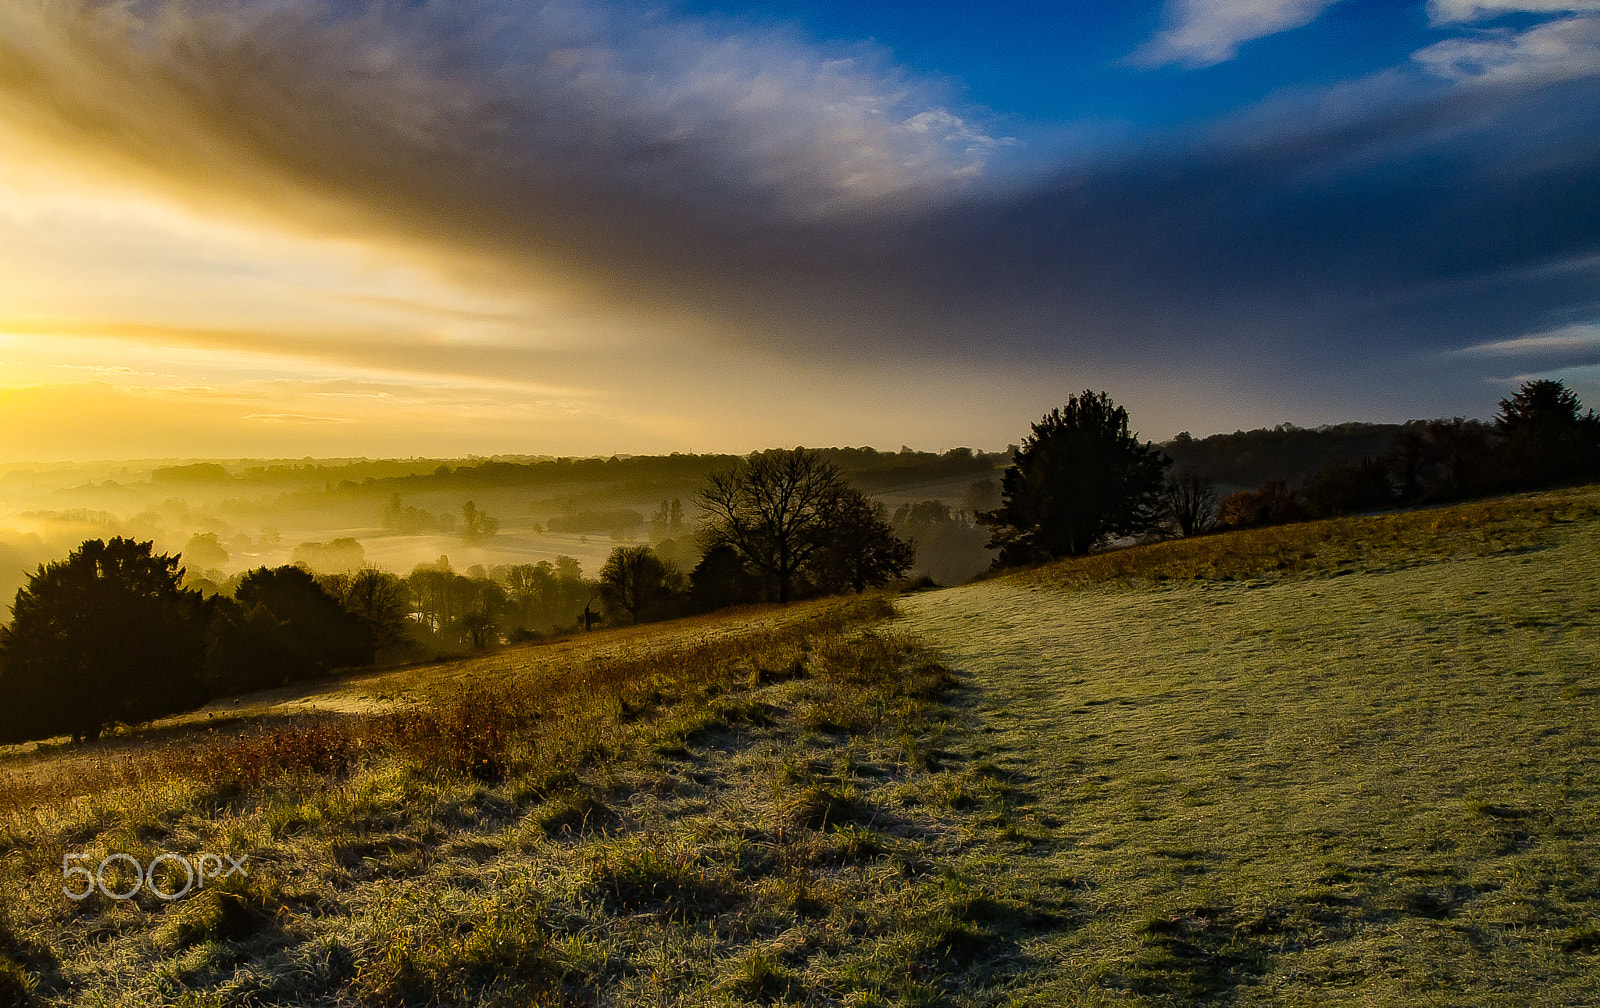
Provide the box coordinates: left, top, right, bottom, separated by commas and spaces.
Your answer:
896, 484, 1600, 1004
1, 485, 1596, 1005
0, 595, 1056, 1007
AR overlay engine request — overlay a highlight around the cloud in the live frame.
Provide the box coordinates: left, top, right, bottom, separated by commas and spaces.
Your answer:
1457, 322, 1600, 354
1414, 15, 1600, 82
0, 0, 1003, 229
0, 0, 1597, 452
1429, 0, 1600, 24
1131, 0, 1343, 68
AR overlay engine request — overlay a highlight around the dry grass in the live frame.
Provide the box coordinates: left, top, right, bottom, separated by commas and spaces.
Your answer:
0, 590, 1061, 1007
1011, 484, 1600, 590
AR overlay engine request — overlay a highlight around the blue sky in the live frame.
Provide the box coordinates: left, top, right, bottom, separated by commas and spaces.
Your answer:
673, 0, 1430, 125
0, 0, 1596, 459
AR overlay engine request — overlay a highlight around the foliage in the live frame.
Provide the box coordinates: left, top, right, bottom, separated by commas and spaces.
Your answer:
1216, 480, 1303, 529
544, 509, 644, 536
890, 500, 990, 585
688, 543, 765, 611
1299, 456, 1393, 518
598, 545, 677, 625
1163, 421, 1405, 488
318, 569, 412, 652
0, 538, 207, 743
811, 486, 914, 594
381, 494, 456, 534
1492, 378, 1600, 487
459, 501, 500, 544
982, 392, 1170, 562
492, 557, 592, 634
234, 565, 375, 675
181, 532, 229, 570
290, 537, 366, 573
648, 499, 686, 543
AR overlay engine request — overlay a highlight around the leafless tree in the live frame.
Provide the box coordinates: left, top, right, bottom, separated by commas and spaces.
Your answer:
1164, 469, 1219, 537
697, 447, 844, 603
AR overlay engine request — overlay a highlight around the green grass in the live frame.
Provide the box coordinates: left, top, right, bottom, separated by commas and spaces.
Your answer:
896, 483, 1600, 1004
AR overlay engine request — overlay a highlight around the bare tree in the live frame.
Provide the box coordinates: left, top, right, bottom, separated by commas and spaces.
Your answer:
1164, 470, 1219, 537
697, 448, 844, 603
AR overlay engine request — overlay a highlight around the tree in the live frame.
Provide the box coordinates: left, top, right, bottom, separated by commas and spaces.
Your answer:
689, 544, 764, 611
598, 545, 675, 624
1418, 417, 1494, 500
698, 448, 845, 603
319, 568, 412, 652
812, 487, 914, 593
460, 501, 500, 544
182, 532, 230, 570
1299, 457, 1393, 517
1492, 379, 1600, 486
890, 500, 990, 586
1216, 481, 1303, 529
0, 538, 207, 743
1163, 470, 1219, 537
234, 565, 374, 676
981, 393, 1170, 563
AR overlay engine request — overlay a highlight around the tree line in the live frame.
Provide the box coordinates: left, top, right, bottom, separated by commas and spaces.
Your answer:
1204, 380, 1600, 531
0, 452, 917, 744
5, 379, 1593, 744
975, 379, 1600, 562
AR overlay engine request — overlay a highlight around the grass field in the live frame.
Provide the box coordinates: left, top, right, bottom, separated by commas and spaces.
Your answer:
896, 484, 1600, 1004
0, 485, 1597, 1005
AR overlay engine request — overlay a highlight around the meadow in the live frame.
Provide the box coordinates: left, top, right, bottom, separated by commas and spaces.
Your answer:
0, 484, 1597, 1004
897, 483, 1600, 1004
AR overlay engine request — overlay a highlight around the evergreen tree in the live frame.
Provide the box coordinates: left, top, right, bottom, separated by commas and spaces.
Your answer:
982, 392, 1170, 563
0, 538, 207, 743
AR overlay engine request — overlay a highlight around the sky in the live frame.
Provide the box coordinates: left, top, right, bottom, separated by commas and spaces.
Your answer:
0, 0, 1597, 461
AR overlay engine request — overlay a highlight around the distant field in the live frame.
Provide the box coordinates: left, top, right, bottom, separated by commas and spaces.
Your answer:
1, 485, 1596, 1005
897, 484, 1600, 1003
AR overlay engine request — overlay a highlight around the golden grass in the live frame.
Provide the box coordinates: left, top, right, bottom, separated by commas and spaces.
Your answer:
0, 589, 1045, 1007
1011, 483, 1600, 590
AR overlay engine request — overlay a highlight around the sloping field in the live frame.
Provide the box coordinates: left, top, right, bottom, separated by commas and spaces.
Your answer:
895, 488, 1600, 1003
2, 488, 1597, 1005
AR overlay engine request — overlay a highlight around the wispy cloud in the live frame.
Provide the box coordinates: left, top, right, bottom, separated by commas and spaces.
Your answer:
1131, 0, 1343, 69
1414, 14, 1600, 82
1458, 322, 1600, 355
0, 0, 1598, 457
1428, 0, 1600, 24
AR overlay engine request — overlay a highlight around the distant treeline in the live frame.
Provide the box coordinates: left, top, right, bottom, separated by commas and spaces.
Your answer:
144, 447, 1002, 493
1166, 380, 1600, 531
1163, 423, 1405, 490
